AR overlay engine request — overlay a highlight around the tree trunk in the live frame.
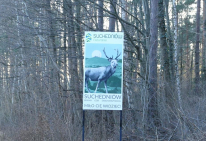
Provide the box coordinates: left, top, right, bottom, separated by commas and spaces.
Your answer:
172, 0, 182, 110
67, 0, 79, 96
109, 0, 117, 31
142, 0, 150, 52
158, 0, 171, 107
195, 0, 200, 92
98, 0, 104, 31
147, 0, 160, 130
103, 0, 117, 138
63, 0, 68, 120
141, 0, 150, 79
164, 0, 174, 79
202, 0, 206, 81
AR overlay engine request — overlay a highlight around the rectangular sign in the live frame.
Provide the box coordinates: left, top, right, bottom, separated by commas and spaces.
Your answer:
83, 31, 124, 110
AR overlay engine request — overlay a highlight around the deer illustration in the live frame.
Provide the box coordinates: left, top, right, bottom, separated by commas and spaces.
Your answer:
85, 48, 121, 93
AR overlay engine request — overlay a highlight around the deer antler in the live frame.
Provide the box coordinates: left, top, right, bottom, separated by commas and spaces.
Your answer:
115, 49, 121, 59
103, 48, 113, 59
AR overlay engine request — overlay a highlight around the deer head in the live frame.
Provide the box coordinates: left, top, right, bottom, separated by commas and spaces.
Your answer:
103, 48, 121, 69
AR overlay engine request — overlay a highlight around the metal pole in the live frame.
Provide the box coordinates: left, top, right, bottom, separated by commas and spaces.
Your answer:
120, 110, 122, 141
82, 110, 85, 141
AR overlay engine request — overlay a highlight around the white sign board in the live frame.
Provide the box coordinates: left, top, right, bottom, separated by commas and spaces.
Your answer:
83, 32, 124, 110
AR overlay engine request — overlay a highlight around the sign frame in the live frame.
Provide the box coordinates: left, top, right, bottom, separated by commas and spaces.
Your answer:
83, 31, 124, 110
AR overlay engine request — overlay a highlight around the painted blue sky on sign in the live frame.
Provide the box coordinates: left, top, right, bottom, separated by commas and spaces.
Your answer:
85, 43, 123, 59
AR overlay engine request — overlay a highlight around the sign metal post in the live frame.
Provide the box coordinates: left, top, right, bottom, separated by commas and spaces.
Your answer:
82, 110, 85, 141
120, 110, 122, 141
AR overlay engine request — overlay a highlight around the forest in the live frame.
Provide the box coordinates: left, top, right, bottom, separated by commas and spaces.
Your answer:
0, 0, 205, 140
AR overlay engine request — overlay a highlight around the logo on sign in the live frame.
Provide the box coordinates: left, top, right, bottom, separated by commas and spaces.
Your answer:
86, 33, 92, 42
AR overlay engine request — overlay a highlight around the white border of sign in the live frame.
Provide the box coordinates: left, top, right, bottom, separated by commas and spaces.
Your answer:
83, 31, 124, 110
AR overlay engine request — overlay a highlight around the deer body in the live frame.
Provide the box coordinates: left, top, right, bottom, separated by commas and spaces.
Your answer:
85, 48, 121, 93
85, 66, 115, 81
